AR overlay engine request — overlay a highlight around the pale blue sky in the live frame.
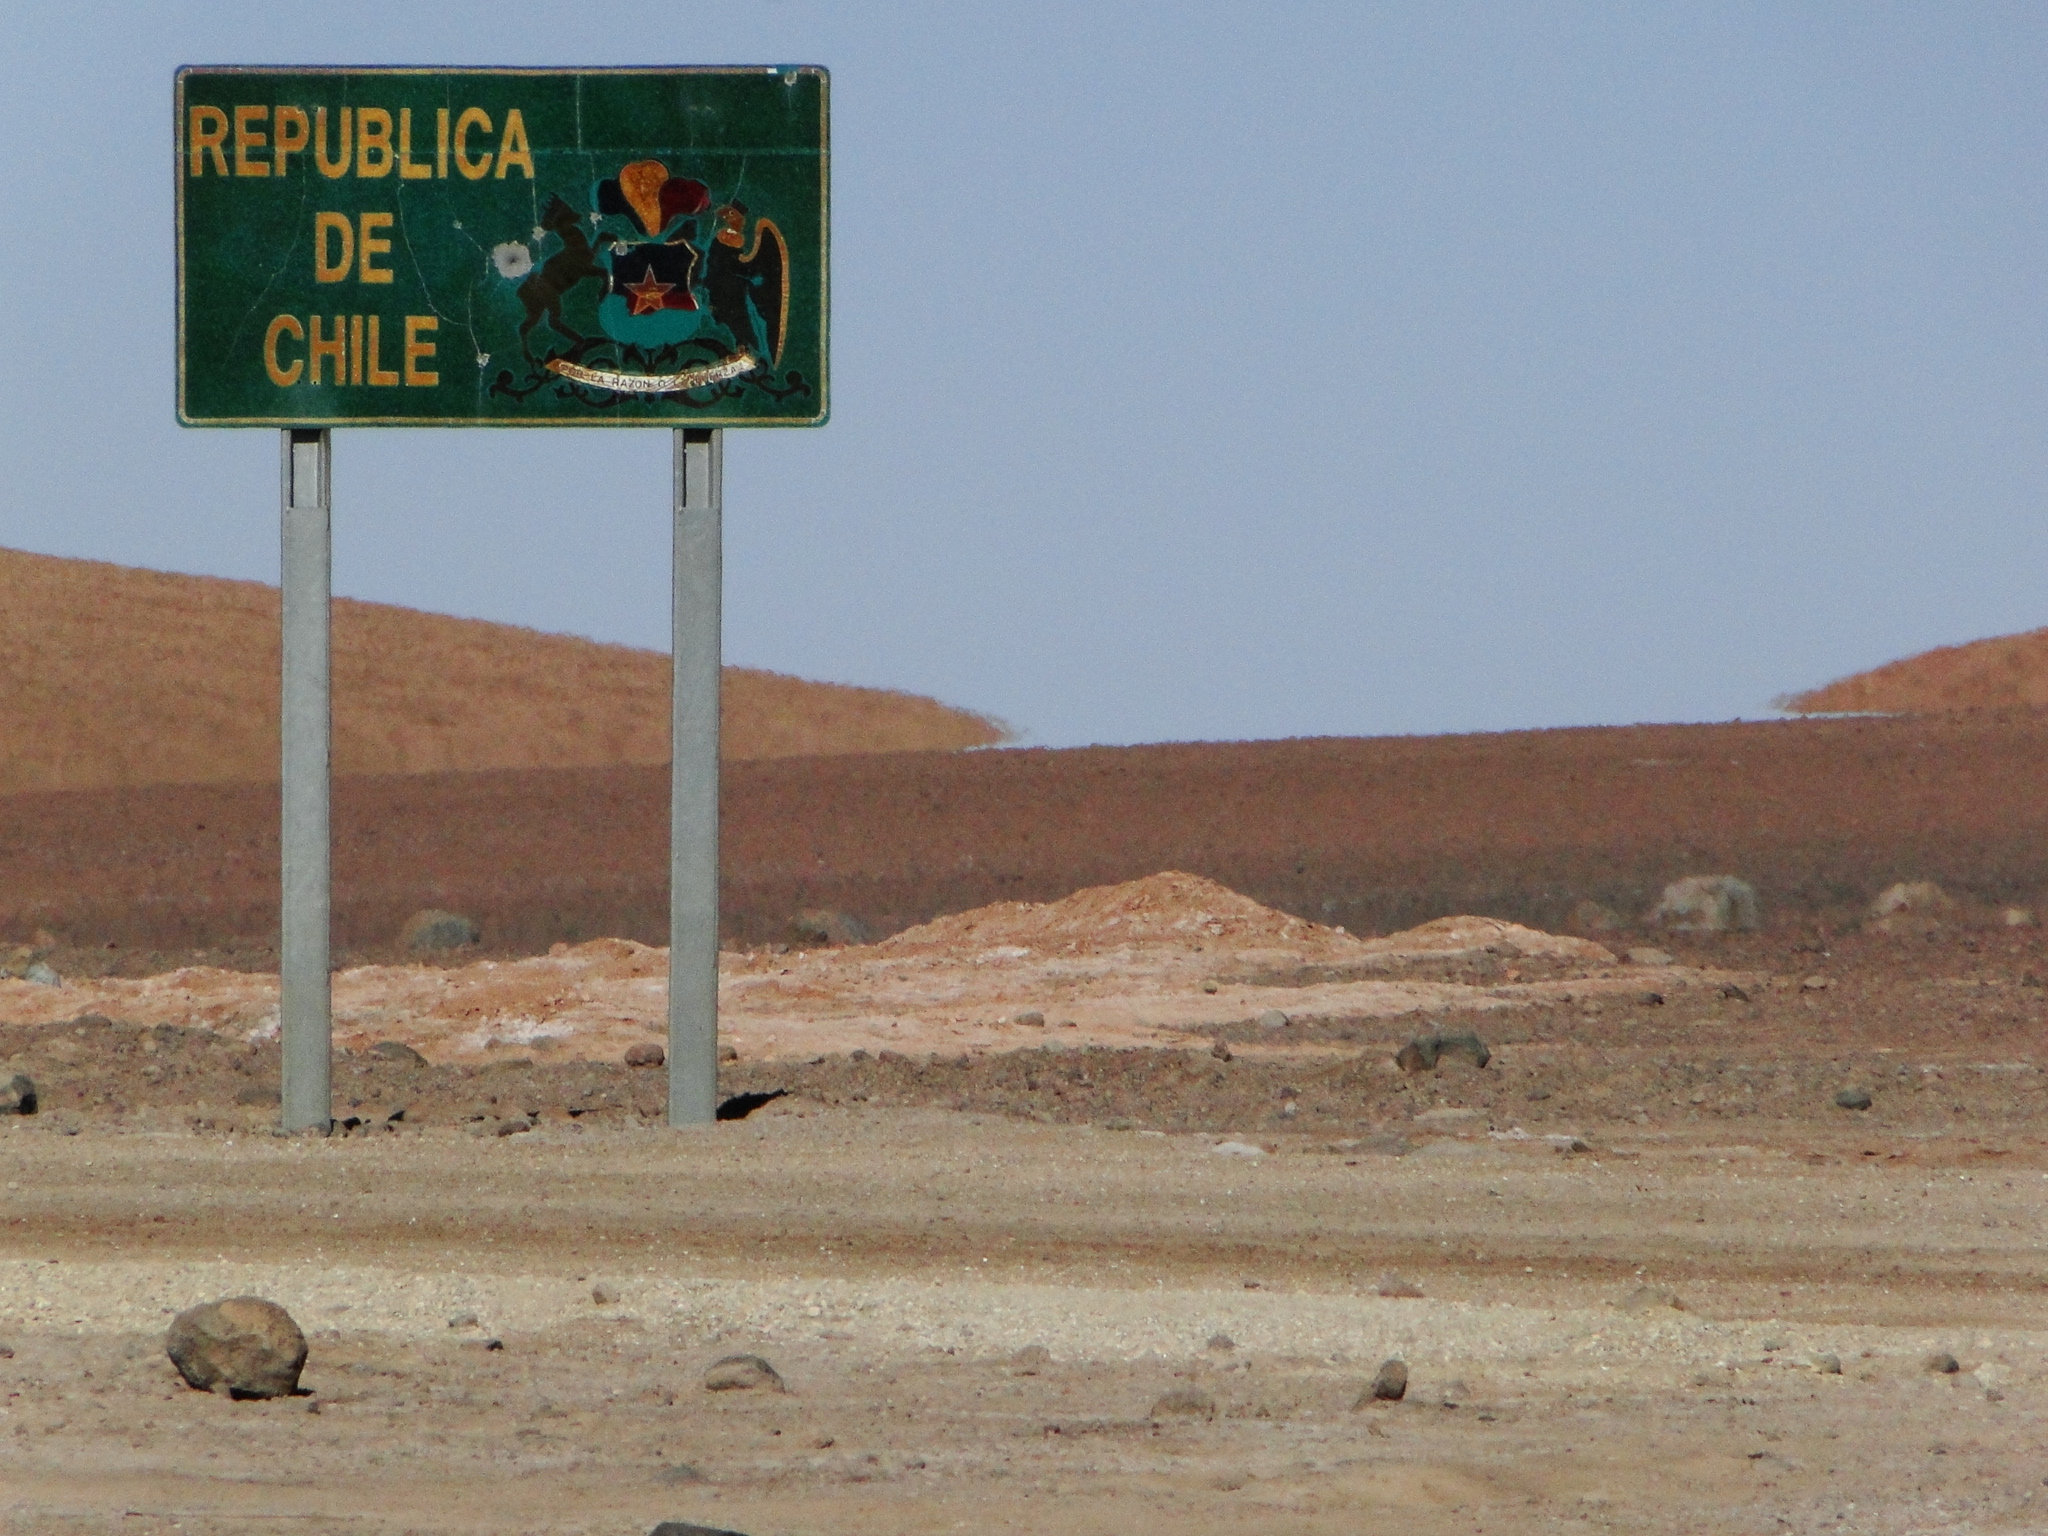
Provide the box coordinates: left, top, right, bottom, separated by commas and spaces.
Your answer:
2, 4, 2043, 746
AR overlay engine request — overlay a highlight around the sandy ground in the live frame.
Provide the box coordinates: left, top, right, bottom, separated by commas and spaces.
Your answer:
0, 874, 1672, 1064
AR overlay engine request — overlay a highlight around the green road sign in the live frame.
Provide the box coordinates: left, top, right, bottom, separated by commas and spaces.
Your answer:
176, 67, 827, 427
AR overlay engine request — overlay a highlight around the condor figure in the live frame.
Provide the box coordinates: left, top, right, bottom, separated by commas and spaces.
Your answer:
704, 203, 789, 366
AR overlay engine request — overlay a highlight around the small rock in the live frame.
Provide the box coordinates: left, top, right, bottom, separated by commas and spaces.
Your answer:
1639, 991, 1666, 1006
1762, 1338, 1786, 1352
1258, 1009, 1289, 1029
1624, 947, 1675, 966
233, 1085, 280, 1107
651, 1524, 751, 1536
165, 1297, 307, 1399
1833, 1087, 1873, 1111
718, 1044, 740, 1062
0, 1074, 36, 1115
1201, 980, 1220, 994
1800, 974, 1831, 992
1150, 1386, 1216, 1419
624, 1042, 665, 1068
1102, 1117, 1137, 1131
1644, 874, 1760, 933
1811, 1353, 1843, 1375
446, 1312, 480, 1330
494, 1115, 534, 1136
1013, 1010, 1045, 1027
1617, 1285, 1686, 1313
1011, 1344, 1051, 1374
652, 1465, 706, 1486
703, 1353, 785, 1392
1397, 1033, 1490, 1073
2000, 906, 2034, 928
368, 1040, 428, 1066
400, 909, 481, 953
1206, 1333, 1236, 1352
1568, 899, 1623, 934
1376, 1274, 1425, 1299
591, 1283, 620, 1305
0, 1341, 14, 1358
1720, 983, 1751, 1002
1210, 1039, 1233, 1062
1395, 1037, 1438, 1073
1924, 1352, 1961, 1375
1362, 1358, 1408, 1404
23, 962, 60, 987
788, 909, 870, 947
1212, 1140, 1265, 1158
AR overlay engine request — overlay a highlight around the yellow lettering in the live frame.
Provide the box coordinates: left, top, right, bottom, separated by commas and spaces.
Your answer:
403, 314, 439, 386
452, 107, 491, 179
366, 315, 400, 386
313, 212, 354, 282
398, 109, 432, 179
494, 109, 533, 179
273, 106, 309, 176
309, 316, 345, 385
263, 315, 305, 387
349, 316, 365, 385
356, 107, 393, 177
314, 107, 351, 178
188, 106, 228, 177
436, 107, 450, 179
233, 105, 270, 177
357, 211, 394, 283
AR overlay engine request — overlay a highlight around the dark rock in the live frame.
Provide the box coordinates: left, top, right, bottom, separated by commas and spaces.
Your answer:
1150, 1386, 1217, 1418
1376, 1274, 1425, 1299
1011, 1344, 1052, 1374
1812, 1353, 1843, 1374
1924, 1352, 1961, 1375
1210, 1039, 1233, 1061
0, 1341, 14, 1358
1206, 1333, 1235, 1352
494, 1115, 534, 1136
591, 1283, 620, 1305
1396, 1038, 1438, 1073
1013, 1011, 1046, 1027
649, 1522, 751, 1536
652, 1466, 708, 1487
165, 1297, 307, 1399
1720, 983, 1751, 1002
1258, 1008, 1290, 1029
788, 909, 869, 947
716, 1089, 787, 1121
400, 909, 482, 954
1834, 1087, 1873, 1111
1397, 1032, 1490, 1072
232, 1084, 280, 1107
368, 1040, 428, 1066
703, 1353, 784, 1392
624, 1042, 666, 1068
446, 1312, 480, 1330
1361, 1358, 1408, 1404
0, 1073, 36, 1115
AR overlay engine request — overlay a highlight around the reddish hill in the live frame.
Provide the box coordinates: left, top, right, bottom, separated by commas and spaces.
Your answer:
1780, 627, 2048, 714
0, 547, 1008, 795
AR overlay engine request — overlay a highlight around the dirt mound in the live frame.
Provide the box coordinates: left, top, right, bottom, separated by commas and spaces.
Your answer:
0, 546, 1008, 795
1780, 627, 2048, 715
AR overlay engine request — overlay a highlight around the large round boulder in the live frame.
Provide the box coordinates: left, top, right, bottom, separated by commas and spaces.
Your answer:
165, 1296, 307, 1399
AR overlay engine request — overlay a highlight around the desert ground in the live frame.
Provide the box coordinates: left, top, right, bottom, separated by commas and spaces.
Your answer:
6, 857, 2048, 1533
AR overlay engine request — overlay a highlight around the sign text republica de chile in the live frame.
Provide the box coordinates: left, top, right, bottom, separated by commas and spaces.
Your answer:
177, 68, 828, 427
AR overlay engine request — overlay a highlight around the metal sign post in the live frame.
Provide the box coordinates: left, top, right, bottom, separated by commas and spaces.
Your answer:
176, 67, 827, 1131
280, 429, 332, 1132
669, 428, 722, 1125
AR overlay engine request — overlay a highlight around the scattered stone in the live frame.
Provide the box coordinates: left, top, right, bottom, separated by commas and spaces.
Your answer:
651, 1519, 750, 1536
494, 1115, 534, 1136
1361, 1358, 1408, 1404
1395, 1038, 1436, 1073
1258, 1009, 1289, 1029
1762, 1338, 1786, 1352
23, 962, 60, 987
788, 909, 870, 947
1644, 875, 1760, 933
1720, 982, 1751, 1002
1639, 991, 1665, 1006
1210, 1039, 1233, 1062
1924, 1352, 1960, 1375
703, 1353, 785, 1392
0, 1074, 36, 1115
1212, 1140, 1265, 1157
1376, 1274, 1425, 1299
1013, 1010, 1046, 1027
1834, 1087, 1873, 1111
1617, 1285, 1686, 1313
1413, 1106, 1482, 1125
652, 1464, 706, 1486
368, 1040, 428, 1066
1624, 947, 1675, 966
400, 909, 481, 953
2000, 906, 2034, 928
1811, 1353, 1843, 1375
0, 1341, 14, 1358
1150, 1386, 1217, 1419
1397, 1032, 1490, 1072
233, 1085, 280, 1107
446, 1312, 480, 1330
1800, 974, 1831, 992
1201, 979, 1220, 994
624, 1042, 665, 1068
591, 1283, 620, 1305
164, 1297, 307, 1399
1206, 1333, 1236, 1352
1011, 1344, 1052, 1374
1869, 881, 1954, 923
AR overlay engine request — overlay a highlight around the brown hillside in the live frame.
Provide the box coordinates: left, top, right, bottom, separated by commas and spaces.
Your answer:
1780, 626, 2048, 714
0, 547, 1008, 795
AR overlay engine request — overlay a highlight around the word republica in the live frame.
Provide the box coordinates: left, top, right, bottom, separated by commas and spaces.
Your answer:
187, 105, 534, 180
